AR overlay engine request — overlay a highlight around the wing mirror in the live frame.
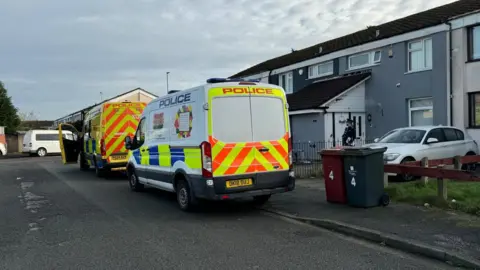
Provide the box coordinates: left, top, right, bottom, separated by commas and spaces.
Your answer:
426, 137, 439, 144
125, 136, 133, 150
373, 138, 379, 143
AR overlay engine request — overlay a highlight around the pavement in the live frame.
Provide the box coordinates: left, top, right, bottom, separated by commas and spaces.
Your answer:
260, 178, 480, 268
0, 157, 456, 270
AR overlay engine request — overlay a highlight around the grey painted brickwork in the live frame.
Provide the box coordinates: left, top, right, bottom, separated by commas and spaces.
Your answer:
337, 31, 448, 139
275, 31, 449, 142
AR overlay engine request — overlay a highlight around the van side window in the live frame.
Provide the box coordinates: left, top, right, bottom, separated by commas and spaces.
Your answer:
134, 118, 146, 146
36, 134, 59, 141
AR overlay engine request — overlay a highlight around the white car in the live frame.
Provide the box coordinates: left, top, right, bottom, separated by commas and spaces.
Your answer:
365, 126, 479, 178
0, 142, 6, 156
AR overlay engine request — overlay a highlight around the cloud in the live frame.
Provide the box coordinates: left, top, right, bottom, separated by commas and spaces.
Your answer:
0, 0, 456, 119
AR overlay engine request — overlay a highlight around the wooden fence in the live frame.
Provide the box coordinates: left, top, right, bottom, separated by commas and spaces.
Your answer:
383, 155, 480, 200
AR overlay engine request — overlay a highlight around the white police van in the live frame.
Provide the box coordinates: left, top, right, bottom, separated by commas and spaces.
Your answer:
125, 78, 295, 211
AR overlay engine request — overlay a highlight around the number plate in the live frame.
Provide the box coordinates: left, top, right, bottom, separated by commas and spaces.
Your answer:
226, 179, 253, 188
110, 155, 127, 161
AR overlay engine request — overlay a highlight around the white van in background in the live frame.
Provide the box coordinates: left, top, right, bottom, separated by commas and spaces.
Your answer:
23, 129, 75, 157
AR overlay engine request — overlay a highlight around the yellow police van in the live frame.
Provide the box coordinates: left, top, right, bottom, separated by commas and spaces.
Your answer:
125, 78, 295, 211
59, 101, 146, 177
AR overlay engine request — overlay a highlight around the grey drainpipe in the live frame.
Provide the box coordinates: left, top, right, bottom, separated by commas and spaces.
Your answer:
446, 21, 453, 126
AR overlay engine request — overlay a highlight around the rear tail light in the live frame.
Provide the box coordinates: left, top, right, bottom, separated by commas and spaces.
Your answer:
200, 141, 212, 178
100, 139, 106, 156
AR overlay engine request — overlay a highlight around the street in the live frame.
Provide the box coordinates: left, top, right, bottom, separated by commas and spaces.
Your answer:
0, 157, 455, 270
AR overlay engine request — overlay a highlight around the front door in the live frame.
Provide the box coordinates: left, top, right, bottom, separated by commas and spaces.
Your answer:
58, 124, 81, 164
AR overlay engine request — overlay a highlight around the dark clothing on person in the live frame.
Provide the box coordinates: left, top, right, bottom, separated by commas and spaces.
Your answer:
342, 124, 356, 146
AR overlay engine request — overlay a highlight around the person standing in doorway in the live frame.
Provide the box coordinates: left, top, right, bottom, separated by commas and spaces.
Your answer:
342, 119, 356, 146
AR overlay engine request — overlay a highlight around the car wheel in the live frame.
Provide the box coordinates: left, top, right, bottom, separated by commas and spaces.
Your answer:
128, 169, 144, 192
399, 157, 416, 182
37, 148, 47, 157
461, 152, 477, 171
176, 179, 196, 212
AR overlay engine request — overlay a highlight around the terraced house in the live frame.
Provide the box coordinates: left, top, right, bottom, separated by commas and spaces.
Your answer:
230, 0, 480, 146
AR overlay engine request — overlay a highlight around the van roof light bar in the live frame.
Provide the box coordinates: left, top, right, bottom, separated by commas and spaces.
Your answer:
206, 78, 261, 84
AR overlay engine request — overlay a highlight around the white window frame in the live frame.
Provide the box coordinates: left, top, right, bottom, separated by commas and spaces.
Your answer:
347, 50, 381, 70
408, 97, 433, 127
407, 38, 432, 72
307, 61, 333, 79
278, 71, 293, 94
470, 26, 480, 60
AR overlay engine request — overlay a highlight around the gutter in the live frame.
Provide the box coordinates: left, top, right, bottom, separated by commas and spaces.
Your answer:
446, 21, 453, 126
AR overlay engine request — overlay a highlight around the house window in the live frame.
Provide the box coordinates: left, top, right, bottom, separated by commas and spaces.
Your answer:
468, 26, 480, 61
468, 92, 480, 127
348, 50, 381, 70
278, 72, 293, 94
407, 38, 432, 72
308, 61, 333, 78
408, 98, 433, 126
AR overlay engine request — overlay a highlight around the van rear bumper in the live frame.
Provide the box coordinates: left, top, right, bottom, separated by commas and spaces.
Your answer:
189, 171, 295, 201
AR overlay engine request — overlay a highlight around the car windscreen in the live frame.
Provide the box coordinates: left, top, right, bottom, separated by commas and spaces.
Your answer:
378, 129, 426, 144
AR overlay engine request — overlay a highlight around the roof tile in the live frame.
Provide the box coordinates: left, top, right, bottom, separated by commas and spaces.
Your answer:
231, 0, 480, 78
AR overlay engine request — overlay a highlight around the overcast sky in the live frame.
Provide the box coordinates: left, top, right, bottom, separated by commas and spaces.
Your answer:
1, 0, 456, 120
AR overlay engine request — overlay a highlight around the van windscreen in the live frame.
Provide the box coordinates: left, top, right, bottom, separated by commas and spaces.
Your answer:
211, 96, 252, 143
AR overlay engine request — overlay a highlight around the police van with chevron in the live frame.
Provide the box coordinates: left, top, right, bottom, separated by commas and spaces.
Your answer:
124, 78, 295, 211
58, 101, 147, 177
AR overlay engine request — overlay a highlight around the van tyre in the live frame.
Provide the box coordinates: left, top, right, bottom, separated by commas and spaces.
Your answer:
128, 170, 144, 191
79, 153, 89, 171
176, 180, 197, 212
253, 195, 271, 206
37, 148, 47, 157
94, 158, 106, 178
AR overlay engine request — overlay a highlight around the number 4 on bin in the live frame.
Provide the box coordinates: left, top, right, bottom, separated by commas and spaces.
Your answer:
351, 177, 356, 187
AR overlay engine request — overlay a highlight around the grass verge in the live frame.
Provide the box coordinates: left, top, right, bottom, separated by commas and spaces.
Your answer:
385, 181, 480, 216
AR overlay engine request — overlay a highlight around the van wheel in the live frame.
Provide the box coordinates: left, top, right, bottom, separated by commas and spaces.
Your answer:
253, 195, 271, 206
79, 153, 89, 171
176, 180, 196, 212
128, 169, 144, 191
94, 158, 105, 178
37, 148, 47, 157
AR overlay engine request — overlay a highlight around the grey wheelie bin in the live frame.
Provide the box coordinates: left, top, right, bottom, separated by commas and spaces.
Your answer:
342, 147, 389, 208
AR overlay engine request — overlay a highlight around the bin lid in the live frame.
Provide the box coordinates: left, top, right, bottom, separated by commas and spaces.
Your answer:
342, 146, 387, 156
320, 148, 344, 156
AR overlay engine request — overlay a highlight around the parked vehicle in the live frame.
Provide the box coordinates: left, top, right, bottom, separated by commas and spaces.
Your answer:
58, 101, 147, 177
124, 78, 295, 211
22, 129, 74, 157
365, 125, 479, 180
0, 142, 6, 156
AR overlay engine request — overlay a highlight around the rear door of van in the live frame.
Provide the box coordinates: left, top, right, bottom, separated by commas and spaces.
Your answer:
207, 84, 290, 186
102, 102, 146, 163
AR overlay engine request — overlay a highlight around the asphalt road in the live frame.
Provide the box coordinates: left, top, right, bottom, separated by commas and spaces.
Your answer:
0, 157, 456, 270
